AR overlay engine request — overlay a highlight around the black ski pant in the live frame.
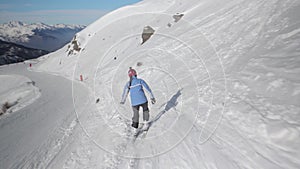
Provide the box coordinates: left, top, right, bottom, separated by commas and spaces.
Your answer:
131, 102, 149, 128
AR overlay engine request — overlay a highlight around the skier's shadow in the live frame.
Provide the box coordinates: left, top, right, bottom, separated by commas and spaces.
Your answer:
148, 89, 182, 127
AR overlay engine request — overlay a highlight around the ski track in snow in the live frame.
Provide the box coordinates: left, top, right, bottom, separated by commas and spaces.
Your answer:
1, 0, 300, 168
0, 64, 88, 169
40, 0, 300, 168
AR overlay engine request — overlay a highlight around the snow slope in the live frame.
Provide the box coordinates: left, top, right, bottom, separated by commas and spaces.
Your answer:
1, 0, 300, 168
0, 73, 40, 117
0, 64, 88, 169
0, 21, 85, 51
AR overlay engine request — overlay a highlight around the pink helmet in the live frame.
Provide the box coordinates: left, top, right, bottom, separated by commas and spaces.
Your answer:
128, 68, 137, 77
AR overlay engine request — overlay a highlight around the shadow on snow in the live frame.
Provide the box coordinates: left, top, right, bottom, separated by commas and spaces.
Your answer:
149, 89, 182, 127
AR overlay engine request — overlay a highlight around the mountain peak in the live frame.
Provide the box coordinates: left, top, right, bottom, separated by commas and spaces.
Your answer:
0, 21, 86, 51
34, 22, 48, 27
8, 21, 26, 27
1, 21, 85, 30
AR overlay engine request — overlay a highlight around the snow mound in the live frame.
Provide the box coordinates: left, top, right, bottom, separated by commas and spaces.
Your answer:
0, 75, 40, 117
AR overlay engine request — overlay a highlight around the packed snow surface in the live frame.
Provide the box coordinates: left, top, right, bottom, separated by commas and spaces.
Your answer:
1, 0, 300, 168
0, 73, 40, 117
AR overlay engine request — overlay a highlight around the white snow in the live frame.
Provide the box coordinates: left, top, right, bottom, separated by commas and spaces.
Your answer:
0, 73, 40, 117
1, 0, 300, 168
0, 21, 85, 51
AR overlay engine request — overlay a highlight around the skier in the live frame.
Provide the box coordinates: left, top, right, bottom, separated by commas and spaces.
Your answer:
120, 67, 156, 132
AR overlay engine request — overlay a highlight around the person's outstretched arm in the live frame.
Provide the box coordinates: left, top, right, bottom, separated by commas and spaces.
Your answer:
120, 82, 129, 104
141, 79, 155, 99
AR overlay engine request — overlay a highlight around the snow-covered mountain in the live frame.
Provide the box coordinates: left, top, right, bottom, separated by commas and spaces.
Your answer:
1, 0, 300, 168
0, 21, 85, 51
0, 40, 48, 65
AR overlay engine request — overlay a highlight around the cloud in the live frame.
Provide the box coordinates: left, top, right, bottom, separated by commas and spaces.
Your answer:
0, 9, 109, 25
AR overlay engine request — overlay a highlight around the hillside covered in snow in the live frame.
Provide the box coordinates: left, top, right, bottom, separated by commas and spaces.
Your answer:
0, 0, 300, 168
0, 21, 85, 51
0, 40, 48, 65
0, 74, 40, 116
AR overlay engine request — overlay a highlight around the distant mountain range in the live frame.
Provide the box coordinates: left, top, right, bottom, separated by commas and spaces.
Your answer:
0, 21, 85, 52
0, 21, 85, 65
0, 40, 48, 65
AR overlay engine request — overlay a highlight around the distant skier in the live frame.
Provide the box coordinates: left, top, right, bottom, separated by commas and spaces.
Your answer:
120, 67, 156, 132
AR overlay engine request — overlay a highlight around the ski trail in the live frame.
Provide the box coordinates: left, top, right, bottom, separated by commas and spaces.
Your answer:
62, 134, 94, 169
7, 0, 297, 168
128, 135, 146, 169
104, 123, 150, 169
62, 124, 94, 168
128, 156, 140, 169
0, 64, 88, 169
8, 105, 80, 169
104, 124, 146, 169
60, 89, 101, 169
102, 123, 133, 169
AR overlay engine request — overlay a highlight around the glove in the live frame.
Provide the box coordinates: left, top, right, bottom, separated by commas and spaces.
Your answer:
151, 98, 156, 104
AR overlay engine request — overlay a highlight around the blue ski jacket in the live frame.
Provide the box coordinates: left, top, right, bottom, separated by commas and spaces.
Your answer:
121, 76, 155, 106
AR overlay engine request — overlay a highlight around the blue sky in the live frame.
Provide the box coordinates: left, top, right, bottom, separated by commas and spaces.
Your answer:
0, 0, 141, 25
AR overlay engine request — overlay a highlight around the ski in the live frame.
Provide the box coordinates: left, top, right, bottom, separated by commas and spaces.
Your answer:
134, 128, 147, 138
132, 122, 151, 142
